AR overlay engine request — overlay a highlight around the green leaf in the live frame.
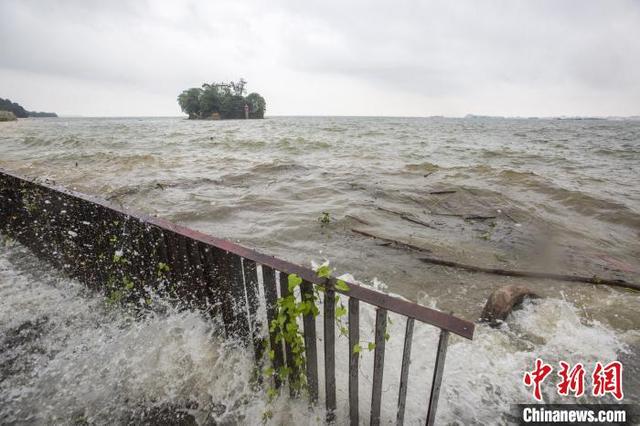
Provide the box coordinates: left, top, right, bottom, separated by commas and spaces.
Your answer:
316, 264, 332, 278
335, 305, 347, 318
352, 344, 361, 354
278, 366, 290, 379
288, 274, 302, 292
335, 279, 350, 292
368, 342, 376, 351
123, 277, 134, 290
286, 322, 298, 333
266, 387, 278, 399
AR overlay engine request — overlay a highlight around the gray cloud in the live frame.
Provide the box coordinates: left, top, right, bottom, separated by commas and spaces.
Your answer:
1, 0, 639, 116
280, 1, 640, 93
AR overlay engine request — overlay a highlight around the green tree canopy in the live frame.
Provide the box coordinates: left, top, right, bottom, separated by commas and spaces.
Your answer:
177, 79, 266, 120
177, 88, 202, 119
245, 93, 266, 119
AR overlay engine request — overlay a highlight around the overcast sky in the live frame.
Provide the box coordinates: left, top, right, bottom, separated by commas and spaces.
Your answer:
1, 0, 639, 117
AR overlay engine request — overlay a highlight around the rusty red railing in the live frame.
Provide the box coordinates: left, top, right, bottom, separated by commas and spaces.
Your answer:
0, 168, 474, 425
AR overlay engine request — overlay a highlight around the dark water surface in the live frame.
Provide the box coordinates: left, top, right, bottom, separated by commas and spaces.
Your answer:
1, 116, 638, 424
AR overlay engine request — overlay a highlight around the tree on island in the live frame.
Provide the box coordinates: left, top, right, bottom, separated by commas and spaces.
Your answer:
177, 79, 266, 120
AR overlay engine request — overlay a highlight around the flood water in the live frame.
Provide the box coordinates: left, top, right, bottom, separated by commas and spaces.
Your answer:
1, 116, 639, 424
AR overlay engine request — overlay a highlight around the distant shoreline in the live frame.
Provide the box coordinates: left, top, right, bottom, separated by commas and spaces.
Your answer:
24, 114, 640, 121
0, 97, 57, 118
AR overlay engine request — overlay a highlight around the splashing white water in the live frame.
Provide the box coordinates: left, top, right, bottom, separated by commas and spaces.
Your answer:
1, 240, 635, 425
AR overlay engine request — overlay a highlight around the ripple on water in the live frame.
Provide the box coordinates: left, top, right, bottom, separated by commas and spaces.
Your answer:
0, 116, 639, 422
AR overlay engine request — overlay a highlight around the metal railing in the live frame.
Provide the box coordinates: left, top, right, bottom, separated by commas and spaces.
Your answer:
0, 168, 474, 425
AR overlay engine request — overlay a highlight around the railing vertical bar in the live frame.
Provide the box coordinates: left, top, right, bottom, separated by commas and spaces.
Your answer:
131, 222, 153, 288
396, 317, 415, 425
23, 188, 48, 265
84, 203, 107, 288
187, 239, 206, 308
51, 192, 74, 272
65, 195, 90, 282
176, 235, 191, 287
324, 287, 336, 422
300, 280, 318, 402
137, 219, 154, 287
115, 213, 133, 292
0, 175, 12, 230
188, 239, 205, 280
0, 176, 22, 235
370, 308, 387, 426
262, 265, 283, 388
152, 227, 169, 281
278, 271, 298, 396
242, 259, 264, 364
164, 231, 182, 283
14, 184, 37, 256
83, 203, 103, 287
159, 230, 175, 283
46, 190, 66, 264
197, 243, 218, 318
426, 329, 450, 426
120, 215, 140, 292
92, 205, 111, 288
167, 234, 190, 302
37, 190, 65, 270
8, 181, 30, 248
348, 297, 360, 425
224, 251, 251, 341
203, 246, 235, 334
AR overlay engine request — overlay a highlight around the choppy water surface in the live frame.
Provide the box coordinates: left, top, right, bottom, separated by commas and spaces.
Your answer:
1, 116, 639, 424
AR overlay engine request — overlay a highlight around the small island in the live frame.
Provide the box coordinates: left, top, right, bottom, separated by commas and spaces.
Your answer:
177, 79, 266, 120
0, 97, 57, 119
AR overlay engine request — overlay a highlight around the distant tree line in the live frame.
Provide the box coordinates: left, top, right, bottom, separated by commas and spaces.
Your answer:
177, 79, 266, 120
0, 98, 57, 118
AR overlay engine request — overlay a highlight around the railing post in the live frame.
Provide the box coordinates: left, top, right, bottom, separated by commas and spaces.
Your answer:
370, 308, 387, 426
262, 265, 284, 389
279, 271, 299, 396
300, 280, 319, 402
242, 259, 264, 366
397, 317, 415, 425
348, 297, 360, 425
426, 329, 449, 426
324, 287, 337, 422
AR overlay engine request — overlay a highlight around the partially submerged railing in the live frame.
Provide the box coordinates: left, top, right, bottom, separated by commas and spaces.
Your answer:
0, 168, 474, 425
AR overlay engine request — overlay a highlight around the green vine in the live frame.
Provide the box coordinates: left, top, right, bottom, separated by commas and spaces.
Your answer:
262, 263, 386, 417
318, 211, 331, 226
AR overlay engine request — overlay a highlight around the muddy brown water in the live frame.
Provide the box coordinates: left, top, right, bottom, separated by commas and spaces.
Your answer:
1, 116, 638, 424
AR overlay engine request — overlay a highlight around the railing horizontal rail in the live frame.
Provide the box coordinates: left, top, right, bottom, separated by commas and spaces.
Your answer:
0, 168, 474, 340
0, 167, 479, 424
